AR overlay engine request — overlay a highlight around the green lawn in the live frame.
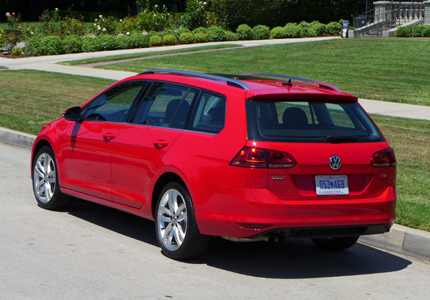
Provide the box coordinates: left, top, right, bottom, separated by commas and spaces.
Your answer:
97, 38, 430, 106
0, 70, 114, 134
0, 69, 429, 231
60, 44, 242, 66
372, 115, 430, 231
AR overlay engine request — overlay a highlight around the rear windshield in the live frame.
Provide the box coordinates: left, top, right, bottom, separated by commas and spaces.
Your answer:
246, 100, 384, 143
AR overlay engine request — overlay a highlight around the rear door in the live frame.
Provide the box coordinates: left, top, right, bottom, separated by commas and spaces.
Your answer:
111, 82, 198, 208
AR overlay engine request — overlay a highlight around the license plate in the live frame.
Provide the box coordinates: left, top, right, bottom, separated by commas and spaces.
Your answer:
315, 175, 349, 196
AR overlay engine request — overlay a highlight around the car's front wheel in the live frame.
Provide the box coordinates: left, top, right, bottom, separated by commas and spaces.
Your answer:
312, 236, 359, 251
155, 182, 210, 260
32, 146, 71, 210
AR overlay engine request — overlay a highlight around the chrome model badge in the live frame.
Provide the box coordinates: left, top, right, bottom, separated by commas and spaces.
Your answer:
330, 155, 342, 171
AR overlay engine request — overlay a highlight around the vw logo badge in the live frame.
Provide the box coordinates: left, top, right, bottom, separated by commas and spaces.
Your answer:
330, 155, 342, 171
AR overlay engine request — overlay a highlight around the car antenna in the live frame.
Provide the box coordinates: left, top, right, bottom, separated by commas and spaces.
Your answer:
282, 79, 293, 87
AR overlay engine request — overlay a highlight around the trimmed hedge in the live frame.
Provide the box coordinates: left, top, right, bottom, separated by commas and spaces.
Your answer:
271, 26, 286, 38
194, 32, 208, 43
179, 32, 194, 44
25, 37, 42, 56
253, 25, 270, 40
41, 36, 63, 55
98, 34, 115, 50
236, 24, 253, 40
149, 35, 163, 46
207, 26, 226, 42
163, 34, 178, 45
130, 33, 149, 48
62, 34, 83, 53
82, 36, 102, 52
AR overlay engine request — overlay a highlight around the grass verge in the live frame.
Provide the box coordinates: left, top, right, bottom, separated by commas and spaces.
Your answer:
97, 38, 430, 106
372, 115, 430, 232
59, 44, 242, 66
0, 70, 114, 134
0, 69, 428, 231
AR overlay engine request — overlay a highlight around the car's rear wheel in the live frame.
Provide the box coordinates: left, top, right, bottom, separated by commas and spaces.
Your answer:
32, 146, 71, 210
312, 236, 359, 251
155, 182, 210, 260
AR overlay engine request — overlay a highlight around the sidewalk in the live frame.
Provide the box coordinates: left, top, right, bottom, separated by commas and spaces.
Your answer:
1, 37, 430, 261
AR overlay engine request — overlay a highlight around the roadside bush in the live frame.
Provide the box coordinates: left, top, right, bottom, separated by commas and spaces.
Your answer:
194, 32, 208, 43
62, 34, 83, 53
304, 27, 318, 37
149, 35, 163, 46
410, 25, 424, 37
422, 26, 430, 37
130, 33, 149, 48
148, 31, 162, 38
163, 34, 178, 45
326, 21, 342, 35
115, 35, 133, 49
395, 26, 410, 37
178, 28, 192, 37
236, 24, 253, 40
225, 31, 238, 41
41, 36, 63, 55
192, 27, 207, 35
310, 21, 326, 36
253, 25, 270, 40
271, 26, 286, 38
11, 47, 23, 55
163, 29, 177, 38
179, 32, 194, 44
207, 26, 226, 41
25, 37, 42, 56
284, 23, 302, 38
82, 36, 103, 52
98, 34, 115, 50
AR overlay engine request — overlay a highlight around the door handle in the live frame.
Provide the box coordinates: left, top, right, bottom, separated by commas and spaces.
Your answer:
154, 140, 169, 149
103, 133, 116, 141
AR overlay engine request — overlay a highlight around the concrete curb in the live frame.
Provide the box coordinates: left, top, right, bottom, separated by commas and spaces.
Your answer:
359, 224, 430, 261
0, 126, 35, 149
1, 126, 429, 262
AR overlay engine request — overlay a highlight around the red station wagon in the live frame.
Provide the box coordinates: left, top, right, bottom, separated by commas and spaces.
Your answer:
31, 70, 396, 260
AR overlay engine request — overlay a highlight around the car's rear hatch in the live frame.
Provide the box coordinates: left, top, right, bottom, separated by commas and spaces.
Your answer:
240, 98, 396, 200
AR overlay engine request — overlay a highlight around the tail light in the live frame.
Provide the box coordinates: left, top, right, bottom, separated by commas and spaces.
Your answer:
230, 146, 296, 168
371, 148, 396, 167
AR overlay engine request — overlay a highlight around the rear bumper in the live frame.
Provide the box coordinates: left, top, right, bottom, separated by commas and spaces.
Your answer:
196, 186, 396, 238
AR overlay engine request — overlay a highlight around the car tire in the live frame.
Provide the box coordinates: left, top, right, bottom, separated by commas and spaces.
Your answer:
32, 146, 72, 210
312, 236, 359, 251
155, 181, 210, 260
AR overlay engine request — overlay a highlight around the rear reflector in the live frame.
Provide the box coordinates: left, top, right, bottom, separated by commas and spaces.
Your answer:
230, 146, 296, 168
371, 147, 396, 167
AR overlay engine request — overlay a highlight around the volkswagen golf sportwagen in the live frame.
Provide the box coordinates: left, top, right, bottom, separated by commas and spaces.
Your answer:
31, 70, 396, 260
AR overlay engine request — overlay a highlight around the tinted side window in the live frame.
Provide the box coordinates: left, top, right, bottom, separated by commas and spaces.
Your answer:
133, 82, 191, 128
190, 92, 226, 134
83, 82, 146, 122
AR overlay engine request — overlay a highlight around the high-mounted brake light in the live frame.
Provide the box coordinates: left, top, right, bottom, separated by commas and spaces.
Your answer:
371, 148, 396, 167
230, 146, 296, 168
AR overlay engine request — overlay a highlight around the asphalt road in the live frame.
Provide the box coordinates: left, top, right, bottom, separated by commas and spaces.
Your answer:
1, 142, 430, 300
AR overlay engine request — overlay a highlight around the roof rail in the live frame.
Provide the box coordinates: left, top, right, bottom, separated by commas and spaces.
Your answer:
139, 69, 250, 90
240, 73, 341, 92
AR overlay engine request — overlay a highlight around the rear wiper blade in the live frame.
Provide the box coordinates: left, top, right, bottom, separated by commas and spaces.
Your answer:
325, 136, 358, 143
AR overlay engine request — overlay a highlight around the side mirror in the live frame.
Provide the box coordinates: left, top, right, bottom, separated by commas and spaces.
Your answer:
63, 106, 82, 122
